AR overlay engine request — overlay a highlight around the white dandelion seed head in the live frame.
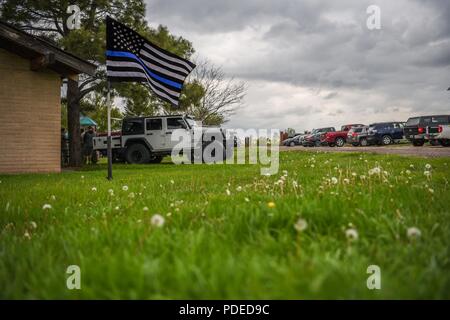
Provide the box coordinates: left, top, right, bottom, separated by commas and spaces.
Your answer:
345, 228, 359, 242
170, 179, 175, 184
122, 185, 129, 191
310, 164, 315, 168
428, 188, 434, 194
424, 171, 431, 177
236, 186, 242, 192
343, 178, 350, 184
91, 187, 97, 192
244, 197, 250, 202
42, 204, 52, 210
143, 206, 149, 212
114, 206, 120, 211
151, 214, 165, 227
108, 189, 114, 195
30, 221, 37, 229
23, 231, 31, 240
331, 177, 338, 185
50, 195, 56, 201
410, 164, 414, 168
425, 164, 432, 170
294, 218, 308, 232
360, 175, 366, 180
128, 192, 135, 198
81, 175, 85, 179
407, 227, 421, 240
226, 189, 231, 196
406, 170, 411, 175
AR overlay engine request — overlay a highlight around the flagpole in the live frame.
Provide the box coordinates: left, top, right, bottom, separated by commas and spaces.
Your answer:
106, 80, 113, 180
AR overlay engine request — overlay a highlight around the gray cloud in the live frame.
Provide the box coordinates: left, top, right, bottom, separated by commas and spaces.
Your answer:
146, 0, 450, 130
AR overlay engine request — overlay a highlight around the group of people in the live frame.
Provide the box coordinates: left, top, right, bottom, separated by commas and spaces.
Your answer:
61, 126, 97, 167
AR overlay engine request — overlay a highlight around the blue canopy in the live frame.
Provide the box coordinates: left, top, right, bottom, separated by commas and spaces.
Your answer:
80, 115, 97, 127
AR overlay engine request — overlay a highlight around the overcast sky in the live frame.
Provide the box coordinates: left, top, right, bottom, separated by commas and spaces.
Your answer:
146, 0, 450, 131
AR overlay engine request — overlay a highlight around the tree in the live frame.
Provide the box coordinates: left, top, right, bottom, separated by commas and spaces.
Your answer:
182, 59, 246, 126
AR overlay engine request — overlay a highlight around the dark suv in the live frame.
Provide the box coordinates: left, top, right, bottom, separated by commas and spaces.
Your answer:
404, 115, 450, 146
366, 122, 404, 145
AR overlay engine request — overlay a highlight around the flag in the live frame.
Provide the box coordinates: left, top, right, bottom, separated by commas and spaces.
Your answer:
106, 16, 195, 106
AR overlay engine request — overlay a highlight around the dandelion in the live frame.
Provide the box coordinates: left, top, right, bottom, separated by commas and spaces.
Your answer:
428, 188, 434, 194
310, 164, 315, 168
81, 175, 85, 179
360, 175, 366, 180
50, 195, 56, 201
369, 167, 381, 176
245, 197, 250, 202
151, 214, 165, 227
407, 227, 421, 240
406, 170, 411, 175
30, 221, 37, 229
91, 187, 97, 192
170, 179, 175, 184
108, 189, 114, 195
143, 207, 149, 212
114, 206, 120, 211
267, 202, 276, 208
294, 218, 308, 232
128, 192, 135, 199
23, 231, 31, 240
343, 178, 350, 184
167, 212, 172, 217
42, 204, 52, 210
331, 177, 338, 184
425, 164, 432, 170
226, 189, 231, 196
122, 185, 129, 191
409, 164, 414, 168
424, 171, 431, 178
236, 186, 242, 192
292, 181, 298, 188
351, 172, 357, 177
345, 228, 359, 242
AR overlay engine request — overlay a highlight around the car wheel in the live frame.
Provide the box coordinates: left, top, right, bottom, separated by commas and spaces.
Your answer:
440, 139, 450, 147
315, 140, 321, 147
335, 137, 345, 147
381, 135, 393, 145
290, 141, 295, 147
360, 138, 368, 147
125, 144, 150, 164
429, 140, 439, 146
351, 143, 359, 147
412, 140, 425, 147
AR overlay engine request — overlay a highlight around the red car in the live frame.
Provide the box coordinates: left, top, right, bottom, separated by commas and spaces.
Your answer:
321, 124, 365, 147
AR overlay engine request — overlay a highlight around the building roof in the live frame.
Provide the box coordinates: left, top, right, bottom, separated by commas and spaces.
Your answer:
0, 20, 96, 77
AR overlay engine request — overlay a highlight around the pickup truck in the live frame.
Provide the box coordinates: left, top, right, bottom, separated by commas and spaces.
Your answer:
93, 115, 228, 164
321, 124, 365, 147
436, 124, 450, 147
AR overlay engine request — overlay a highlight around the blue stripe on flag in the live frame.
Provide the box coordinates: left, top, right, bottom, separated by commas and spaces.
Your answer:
106, 50, 183, 89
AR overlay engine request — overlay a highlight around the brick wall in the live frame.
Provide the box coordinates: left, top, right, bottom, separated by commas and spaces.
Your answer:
0, 48, 62, 174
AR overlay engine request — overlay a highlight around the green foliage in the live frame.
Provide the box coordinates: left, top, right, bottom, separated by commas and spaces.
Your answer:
1, 152, 450, 298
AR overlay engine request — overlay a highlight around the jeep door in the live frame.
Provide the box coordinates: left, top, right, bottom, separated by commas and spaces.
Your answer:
393, 123, 404, 139
165, 117, 190, 150
145, 118, 166, 151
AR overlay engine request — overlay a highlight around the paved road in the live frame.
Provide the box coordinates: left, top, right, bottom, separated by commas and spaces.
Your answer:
280, 145, 450, 158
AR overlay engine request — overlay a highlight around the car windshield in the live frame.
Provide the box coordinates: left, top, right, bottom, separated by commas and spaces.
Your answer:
311, 129, 319, 134
406, 118, 420, 126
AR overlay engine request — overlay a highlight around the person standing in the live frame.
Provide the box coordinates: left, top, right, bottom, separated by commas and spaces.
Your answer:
61, 128, 69, 166
83, 126, 95, 165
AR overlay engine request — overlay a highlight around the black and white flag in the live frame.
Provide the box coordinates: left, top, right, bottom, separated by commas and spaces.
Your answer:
106, 16, 195, 106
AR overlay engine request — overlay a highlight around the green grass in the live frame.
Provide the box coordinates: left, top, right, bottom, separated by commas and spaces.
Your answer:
0, 151, 449, 299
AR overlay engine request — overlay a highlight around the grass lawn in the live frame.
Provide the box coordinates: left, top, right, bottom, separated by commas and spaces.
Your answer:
0, 151, 449, 299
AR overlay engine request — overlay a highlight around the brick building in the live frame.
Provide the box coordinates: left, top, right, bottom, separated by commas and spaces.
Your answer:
0, 21, 96, 174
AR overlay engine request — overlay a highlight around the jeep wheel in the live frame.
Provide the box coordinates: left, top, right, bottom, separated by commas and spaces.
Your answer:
440, 139, 450, 147
381, 135, 393, 145
335, 137, 345, 147
412, 140, 425, 147
360, 138, 368, 147
429, 140, 439, 146
126, 144, 150, 164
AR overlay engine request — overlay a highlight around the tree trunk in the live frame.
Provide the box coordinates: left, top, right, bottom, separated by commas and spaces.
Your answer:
67, 77, 82, 167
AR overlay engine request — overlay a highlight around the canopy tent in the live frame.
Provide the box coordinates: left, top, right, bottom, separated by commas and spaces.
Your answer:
80, 115, 97, 127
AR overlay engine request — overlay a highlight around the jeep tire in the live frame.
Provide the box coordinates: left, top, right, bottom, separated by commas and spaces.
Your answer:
381, 135, 393, 145
412, 139, 425, 147
335, 137, 345, 147
126, 143, 150, 164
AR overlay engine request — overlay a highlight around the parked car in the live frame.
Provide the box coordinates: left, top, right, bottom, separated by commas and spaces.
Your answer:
436, 124, 450, 147
366, 122, 404, 145
282, 134, 304, 147
302, 127, 336, 147
347, 126, 369, 146
404, 115, 450, 146
321, 124, 365, 147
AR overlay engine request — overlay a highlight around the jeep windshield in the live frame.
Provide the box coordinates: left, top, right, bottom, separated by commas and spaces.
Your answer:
406, 117, 420, 126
